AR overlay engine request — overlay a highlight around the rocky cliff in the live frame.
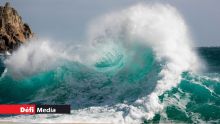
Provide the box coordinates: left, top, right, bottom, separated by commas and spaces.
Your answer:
0, 2, 33, 53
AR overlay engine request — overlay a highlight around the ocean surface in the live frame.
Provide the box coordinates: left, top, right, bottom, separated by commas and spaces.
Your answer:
0, 46, 219, 123
0, 4, 219, 124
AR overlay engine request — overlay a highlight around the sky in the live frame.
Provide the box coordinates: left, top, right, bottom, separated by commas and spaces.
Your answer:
1, 0, 220, 46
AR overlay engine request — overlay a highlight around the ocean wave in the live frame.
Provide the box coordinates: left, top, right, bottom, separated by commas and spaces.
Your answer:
0, 3, 217, 124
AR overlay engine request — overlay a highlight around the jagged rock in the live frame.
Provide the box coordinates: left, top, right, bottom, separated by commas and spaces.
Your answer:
0, 2, 33, 53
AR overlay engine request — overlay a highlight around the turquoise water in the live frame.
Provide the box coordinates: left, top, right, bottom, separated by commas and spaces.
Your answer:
0, 47, 219, 123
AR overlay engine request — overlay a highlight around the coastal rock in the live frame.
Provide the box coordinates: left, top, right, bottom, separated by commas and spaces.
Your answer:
0, 2, 33, 53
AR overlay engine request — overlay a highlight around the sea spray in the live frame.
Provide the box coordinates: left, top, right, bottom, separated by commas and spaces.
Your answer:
87, 3, 201, 121
4, 40, 83, 79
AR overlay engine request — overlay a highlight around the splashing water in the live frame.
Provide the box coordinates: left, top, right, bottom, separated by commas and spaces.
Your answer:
0, 3, 219, 124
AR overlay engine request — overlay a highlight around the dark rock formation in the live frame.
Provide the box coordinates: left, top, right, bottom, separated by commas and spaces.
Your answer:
0, 2, 33, 53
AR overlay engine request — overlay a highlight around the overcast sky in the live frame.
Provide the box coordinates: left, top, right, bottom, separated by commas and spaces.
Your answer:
1, 0, 220, 46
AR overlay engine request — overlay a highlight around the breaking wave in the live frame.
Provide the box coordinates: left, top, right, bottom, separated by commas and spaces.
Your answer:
1, 3, 219, 124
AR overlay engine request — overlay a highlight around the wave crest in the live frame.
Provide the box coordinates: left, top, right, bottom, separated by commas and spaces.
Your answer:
3, 3, 202, 123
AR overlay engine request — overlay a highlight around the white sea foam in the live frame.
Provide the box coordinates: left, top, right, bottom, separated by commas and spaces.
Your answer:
86, 3, 201, 122
4, 39, 84, 79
